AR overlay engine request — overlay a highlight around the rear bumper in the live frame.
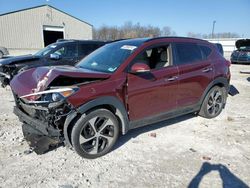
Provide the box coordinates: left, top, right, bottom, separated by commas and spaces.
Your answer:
232, 60, 250, 63
231, 57, 250, 63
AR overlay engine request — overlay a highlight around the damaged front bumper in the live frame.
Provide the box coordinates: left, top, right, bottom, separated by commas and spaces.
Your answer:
13, 95, 73, 154
14, 106, 64, 154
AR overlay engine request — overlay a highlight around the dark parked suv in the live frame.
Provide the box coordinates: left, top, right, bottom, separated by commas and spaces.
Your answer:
0, 39, 106, 87
231, 39, 250, 64
10, 37, 231, 159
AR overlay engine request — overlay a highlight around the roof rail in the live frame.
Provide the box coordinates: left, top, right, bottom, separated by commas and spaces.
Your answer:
145, 36, 207, 42
56, 39, 108, 43
56, 39, 75, 42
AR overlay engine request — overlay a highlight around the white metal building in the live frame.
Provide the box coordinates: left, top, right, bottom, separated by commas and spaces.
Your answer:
207, 38, 241, 60
0, 5, 93, 55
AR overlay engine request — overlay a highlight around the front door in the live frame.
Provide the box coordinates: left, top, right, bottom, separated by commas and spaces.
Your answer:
127, 44, 179, 121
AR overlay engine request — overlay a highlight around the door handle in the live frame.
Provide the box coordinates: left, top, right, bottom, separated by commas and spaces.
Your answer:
165, 76, 178, 81
202, 67, 213, 73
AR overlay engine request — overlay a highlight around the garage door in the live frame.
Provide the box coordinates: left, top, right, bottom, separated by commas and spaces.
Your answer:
43, 26, 64, 47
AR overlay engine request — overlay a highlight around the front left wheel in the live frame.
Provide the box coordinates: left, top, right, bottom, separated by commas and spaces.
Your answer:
71, 109, 119, 159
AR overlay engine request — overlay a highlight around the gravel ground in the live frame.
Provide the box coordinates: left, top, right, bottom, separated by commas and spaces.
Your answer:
0, 64, 249, 188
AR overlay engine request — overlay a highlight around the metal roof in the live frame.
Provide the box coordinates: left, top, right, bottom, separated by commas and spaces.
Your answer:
0, 4, 93, 27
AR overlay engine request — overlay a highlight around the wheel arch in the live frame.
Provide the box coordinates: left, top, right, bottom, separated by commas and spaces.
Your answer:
199, 76, 229, 108
63, 96, 129, 147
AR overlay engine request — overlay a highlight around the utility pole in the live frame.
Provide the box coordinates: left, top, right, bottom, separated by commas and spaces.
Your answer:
212, 20, 216, 38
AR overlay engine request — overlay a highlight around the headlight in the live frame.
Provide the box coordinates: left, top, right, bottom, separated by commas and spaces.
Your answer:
21, 87, 79, 102
52, 93, 64, 102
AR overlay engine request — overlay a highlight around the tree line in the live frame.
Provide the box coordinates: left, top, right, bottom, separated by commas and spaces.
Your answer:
93, 21, 176, 40
93, 21, 240, 40
187, 32, 240, 39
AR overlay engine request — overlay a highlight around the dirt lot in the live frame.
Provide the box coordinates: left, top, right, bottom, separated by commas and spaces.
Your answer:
0, 64, 249, 188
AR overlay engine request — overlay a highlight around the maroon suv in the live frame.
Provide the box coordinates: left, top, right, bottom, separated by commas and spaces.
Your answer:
10, 37, 231, 158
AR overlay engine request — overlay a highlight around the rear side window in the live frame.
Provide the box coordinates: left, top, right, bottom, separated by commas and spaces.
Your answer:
199, 45, 212, 59
215, 43, 223, 56
175, 43, 203, 65
78, 43, 100, 56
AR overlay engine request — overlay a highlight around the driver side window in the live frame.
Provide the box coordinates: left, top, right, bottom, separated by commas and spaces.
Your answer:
54, 47, 65, 56
54, 44, 77, 59
133, 44, 171, 70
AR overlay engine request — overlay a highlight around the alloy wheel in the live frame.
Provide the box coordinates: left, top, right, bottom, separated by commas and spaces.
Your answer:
79, 116, 115, 155
207, 89, 223, 116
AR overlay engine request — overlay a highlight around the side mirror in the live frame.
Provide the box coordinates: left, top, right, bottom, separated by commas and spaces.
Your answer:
50, 53, 60, 60
130, 62, 150, 74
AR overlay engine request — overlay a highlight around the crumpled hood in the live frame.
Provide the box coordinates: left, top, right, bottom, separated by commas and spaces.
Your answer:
10, 65, 111, 98
0, 54, 40, 66
235, 39, 250, 49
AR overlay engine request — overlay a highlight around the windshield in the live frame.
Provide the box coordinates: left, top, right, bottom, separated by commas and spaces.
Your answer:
76, 41, 141, 73
35, 43, 58, 56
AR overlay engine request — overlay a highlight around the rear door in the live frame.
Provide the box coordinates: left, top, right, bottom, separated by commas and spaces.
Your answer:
173, 42, 214, 107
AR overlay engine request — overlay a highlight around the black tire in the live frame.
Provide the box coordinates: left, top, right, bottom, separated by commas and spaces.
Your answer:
0, 51, 3, 59
71, 109, 119, 159
199, 86, 227, 119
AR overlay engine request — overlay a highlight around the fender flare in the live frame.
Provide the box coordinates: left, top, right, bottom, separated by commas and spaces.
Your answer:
63, 96, 129, 147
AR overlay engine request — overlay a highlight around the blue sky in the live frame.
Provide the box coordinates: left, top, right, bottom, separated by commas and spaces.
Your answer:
0, 0, 250, 37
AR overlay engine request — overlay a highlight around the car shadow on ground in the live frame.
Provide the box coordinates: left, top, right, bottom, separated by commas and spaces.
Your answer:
113, 113, 195, 151
188, 162, 249, 188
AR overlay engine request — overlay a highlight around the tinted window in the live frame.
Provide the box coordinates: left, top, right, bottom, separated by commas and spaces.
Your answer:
175, 43, 202, 65
199, 45, 212, 59
54, 43, 77, 58
35, 43, 58, 56
78, 43, 100, 56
